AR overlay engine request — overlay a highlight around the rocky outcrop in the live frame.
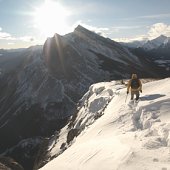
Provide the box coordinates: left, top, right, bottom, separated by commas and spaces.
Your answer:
0, 157, 24, 170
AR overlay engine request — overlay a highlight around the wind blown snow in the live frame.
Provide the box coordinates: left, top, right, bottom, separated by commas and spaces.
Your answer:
40, 78, 170, 170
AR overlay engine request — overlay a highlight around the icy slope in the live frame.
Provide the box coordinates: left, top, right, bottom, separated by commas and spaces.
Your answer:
39, 78, 170, 170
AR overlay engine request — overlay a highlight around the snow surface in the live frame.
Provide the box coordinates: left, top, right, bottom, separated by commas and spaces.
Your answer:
40, 78, 170, 170
155, 60, 170, 64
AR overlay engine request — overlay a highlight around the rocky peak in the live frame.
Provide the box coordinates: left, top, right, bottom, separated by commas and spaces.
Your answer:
74, 25, 92, 34
73, 25, 102, 41
153, 34, 167, 44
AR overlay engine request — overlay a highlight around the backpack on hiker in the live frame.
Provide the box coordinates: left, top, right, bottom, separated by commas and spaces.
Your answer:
130, 79, 140, 89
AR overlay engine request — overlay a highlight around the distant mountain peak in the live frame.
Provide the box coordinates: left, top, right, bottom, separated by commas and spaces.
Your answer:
158, 34, 167, 38
75, 25, 86, 31
153, 34, 167, 42
74, 25, 90, 32
120, 34, 169, 49
74, 25, 95, 36
142, 34, 168, 50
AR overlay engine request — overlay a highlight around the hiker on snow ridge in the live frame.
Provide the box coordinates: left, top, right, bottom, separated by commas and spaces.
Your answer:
127, 74, 142, 101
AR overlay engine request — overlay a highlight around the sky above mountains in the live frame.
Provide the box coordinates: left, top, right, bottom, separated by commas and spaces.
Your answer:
0, 0, 170, 49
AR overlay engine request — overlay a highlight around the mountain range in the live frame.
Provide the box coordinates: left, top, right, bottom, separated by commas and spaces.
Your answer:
122, 35, 170, 71
0, 25, 170, 170
121, 34, 170, 50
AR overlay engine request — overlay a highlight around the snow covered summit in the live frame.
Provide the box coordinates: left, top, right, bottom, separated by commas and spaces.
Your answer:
121, 35, 170, 50
39, 78, 170, 170
142, 35, 169, 50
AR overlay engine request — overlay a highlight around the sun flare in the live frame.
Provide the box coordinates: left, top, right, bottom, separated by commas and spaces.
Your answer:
34, 0, 70, 37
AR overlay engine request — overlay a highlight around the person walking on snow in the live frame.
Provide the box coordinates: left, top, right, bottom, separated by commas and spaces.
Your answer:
127, 74, 142, 101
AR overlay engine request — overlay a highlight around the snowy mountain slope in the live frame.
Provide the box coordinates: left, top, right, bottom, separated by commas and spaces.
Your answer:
0, 25, 170, 169
121, 35, 170, 50
0, 25, 150, 170
129, 41, 170, 75
120, 40, 147, 49
44, 25, 160, 80
113, 34, 170, 77
0, 46, 72, 170
39, 78, 170, 170
66, 25, 139, 65
142, 35, 168, 50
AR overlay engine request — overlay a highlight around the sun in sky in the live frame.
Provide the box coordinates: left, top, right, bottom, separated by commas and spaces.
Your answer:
34, 0, 71, 37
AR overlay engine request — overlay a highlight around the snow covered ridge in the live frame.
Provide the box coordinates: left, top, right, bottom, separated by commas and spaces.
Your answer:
142, 35, 170, 50
36, 81, 124, 168
39, 78, 170, 170
121, 35, 170, 50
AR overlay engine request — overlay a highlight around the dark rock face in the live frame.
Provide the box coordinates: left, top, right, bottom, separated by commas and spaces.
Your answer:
0, 47, 72, 169
0, 157, 24, 170
44, 25, 162, 81
4, 138, 42, 170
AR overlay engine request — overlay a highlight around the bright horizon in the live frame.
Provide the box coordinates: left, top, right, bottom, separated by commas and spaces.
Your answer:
0, 0, 170, 49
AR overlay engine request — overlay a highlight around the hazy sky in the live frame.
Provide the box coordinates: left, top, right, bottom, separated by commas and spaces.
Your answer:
0, 0, 170, 49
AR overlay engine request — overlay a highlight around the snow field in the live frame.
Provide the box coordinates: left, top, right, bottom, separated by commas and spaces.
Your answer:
40, 78, 170, 170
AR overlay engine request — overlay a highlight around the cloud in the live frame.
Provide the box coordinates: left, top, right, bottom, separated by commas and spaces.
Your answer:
0, 32, 12, 40
148, 23, 170, 38
138, 13, 170, 19
0, 27, 15, 40
114, 35, 148, 43
122, 13, 170, 21
114, 23, 170, 42
7, 42, 15, 45
72, 22, 150, 42
111, 25, 146, 33
72, 22, 151, 42
0, 27, 36, 43
19, 36, 34, 42
72, 21, 109, 37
